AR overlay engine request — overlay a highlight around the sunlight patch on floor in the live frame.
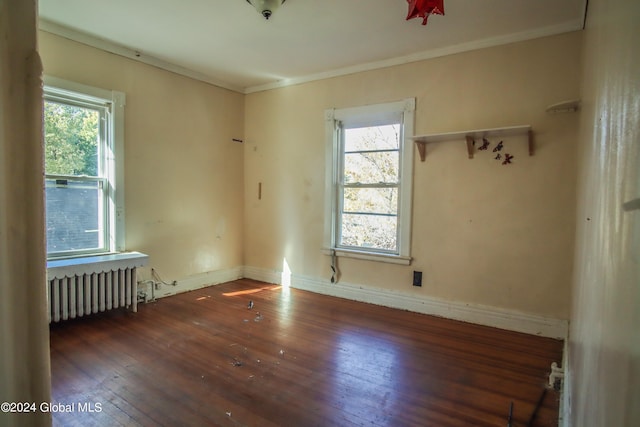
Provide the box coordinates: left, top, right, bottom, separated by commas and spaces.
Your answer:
222, 285, 281, 297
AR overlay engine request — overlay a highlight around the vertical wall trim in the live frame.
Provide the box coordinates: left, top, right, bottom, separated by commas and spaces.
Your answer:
0, 1, 52, 425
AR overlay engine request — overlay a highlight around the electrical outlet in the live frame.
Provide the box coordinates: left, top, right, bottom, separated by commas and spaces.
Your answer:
413, 271, 422, 287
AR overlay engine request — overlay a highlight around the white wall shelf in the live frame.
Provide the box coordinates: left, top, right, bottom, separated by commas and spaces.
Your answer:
546, 99, 581, 114
411, 125, 533, 161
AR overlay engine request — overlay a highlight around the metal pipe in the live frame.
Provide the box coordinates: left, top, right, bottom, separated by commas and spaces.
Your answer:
527, 388, 547, 427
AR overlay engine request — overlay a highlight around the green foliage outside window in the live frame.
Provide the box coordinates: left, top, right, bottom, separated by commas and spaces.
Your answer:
44, 101, 99, 176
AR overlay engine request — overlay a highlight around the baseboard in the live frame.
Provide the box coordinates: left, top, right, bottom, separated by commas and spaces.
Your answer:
142, 265, 568, 339
242, 265, 283, 285
242, 266, 568, 340
150, 266, 244, 299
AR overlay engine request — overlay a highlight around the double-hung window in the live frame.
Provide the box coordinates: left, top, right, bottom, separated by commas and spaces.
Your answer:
324, 99, 415, 264
43, 77, 125, 258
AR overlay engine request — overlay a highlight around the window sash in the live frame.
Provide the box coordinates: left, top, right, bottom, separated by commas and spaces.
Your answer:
44, 175, 110, 257
43, 98, 108, 179
44, 93, 110, 257
43, 77, 125, 259
336, 121, 402, 254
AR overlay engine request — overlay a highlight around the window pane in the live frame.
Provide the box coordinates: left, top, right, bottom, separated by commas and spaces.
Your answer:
344, 151, 399, 184
340, 122, 401, 253
344, 124, 400, 151
340, 213, 397, 251
45, 179, 103, 253
44, 101, 100, 176
343, 187, 398, 215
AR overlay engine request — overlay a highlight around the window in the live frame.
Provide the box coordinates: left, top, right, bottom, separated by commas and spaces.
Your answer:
43, 77, 125, 258
324, 99, 415, 264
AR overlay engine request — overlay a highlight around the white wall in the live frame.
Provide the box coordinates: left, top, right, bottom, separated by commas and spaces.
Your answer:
568, 0, 640, 425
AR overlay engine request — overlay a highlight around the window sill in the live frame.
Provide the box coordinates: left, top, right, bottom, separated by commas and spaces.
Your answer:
322, 248, 412, 265
47, 251, 149, 280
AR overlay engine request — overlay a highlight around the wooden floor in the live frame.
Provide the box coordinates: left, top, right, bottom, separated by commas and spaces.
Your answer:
50, 279, 563, 427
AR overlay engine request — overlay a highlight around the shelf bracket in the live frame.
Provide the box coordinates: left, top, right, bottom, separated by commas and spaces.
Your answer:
465, 136, 475, 159
528, 129, 535, 156
415, 141, 427, 162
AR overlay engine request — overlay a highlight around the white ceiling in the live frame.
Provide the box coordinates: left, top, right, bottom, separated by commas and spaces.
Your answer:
38, 0, 586, 93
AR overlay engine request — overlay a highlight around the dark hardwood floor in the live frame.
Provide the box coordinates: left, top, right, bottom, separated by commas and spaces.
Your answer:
50, 279, 563, 427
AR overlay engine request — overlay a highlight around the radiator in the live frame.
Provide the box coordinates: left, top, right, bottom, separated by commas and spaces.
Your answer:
47, 252, 149, 323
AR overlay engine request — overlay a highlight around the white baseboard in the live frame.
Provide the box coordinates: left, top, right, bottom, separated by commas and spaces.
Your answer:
149, 266, 244, 299
242, 266, 568, 340
242, 265, 283, 285
142, 265, 568, 339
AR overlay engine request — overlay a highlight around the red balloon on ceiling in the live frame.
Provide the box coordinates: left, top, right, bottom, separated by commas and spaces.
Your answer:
406, 0, 444, 25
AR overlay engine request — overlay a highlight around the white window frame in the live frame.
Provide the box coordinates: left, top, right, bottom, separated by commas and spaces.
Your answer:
43, 76, 126, 259
324, 98, 415, 265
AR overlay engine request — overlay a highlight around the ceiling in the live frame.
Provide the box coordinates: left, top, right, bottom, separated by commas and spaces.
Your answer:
38, 0, 586, 94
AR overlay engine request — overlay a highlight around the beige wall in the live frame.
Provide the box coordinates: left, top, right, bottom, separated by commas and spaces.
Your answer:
38, 29, 581, 320
245, 32, 582, 320
1, 1, 51, 426
569, 0, 640, 425
39, 31, 246, 287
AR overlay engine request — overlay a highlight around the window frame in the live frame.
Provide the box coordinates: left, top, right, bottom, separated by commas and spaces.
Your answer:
324, 98, 415, 265
43, 76, 126, 259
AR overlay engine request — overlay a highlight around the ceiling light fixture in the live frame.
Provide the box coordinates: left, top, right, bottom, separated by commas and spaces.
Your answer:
246, 0, 286, 20
406, 0, 444, 26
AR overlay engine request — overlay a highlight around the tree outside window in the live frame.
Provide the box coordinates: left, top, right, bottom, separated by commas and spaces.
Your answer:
340, 124, 400, 252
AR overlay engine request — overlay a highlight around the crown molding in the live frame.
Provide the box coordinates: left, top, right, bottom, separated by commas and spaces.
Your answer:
39, 17, 583, 96
38, 18, 245, 94
244, 20, 583, 93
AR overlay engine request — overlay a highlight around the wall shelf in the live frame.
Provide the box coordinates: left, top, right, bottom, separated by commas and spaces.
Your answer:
411, 125, 533, 161
546, 99, 581, 114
